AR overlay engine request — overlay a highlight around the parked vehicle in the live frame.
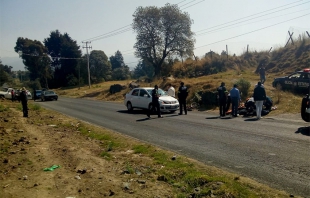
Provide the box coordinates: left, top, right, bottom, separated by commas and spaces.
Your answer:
0, 88, 14, 99
301, 93, 310, 122
124, 87, 179, 113
41, 90, 58, 101
33, 90, 42, 101
272, 68, 310, 93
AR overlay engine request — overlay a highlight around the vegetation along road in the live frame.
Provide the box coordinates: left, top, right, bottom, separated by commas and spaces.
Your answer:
39, 97, 310, 197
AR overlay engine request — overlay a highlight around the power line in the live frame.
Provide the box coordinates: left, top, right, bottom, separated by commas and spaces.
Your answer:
179, 0, 197, 8
81, 0, 206, 42
82, 25, 132, 42
195, 0, 307, 33
196, 7, 310, 37
196, 9, 309, 36
181, 0, 205, 9
195, 13, 310, 50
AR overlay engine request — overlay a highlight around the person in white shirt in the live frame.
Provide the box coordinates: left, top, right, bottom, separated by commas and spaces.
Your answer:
166, 83, 175, 97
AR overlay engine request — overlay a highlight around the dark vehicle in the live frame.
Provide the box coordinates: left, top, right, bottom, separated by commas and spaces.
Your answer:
41, 90, 58, 101
34, 90, 42, 101
272, 68, 310, 93
301, 93, 310, 122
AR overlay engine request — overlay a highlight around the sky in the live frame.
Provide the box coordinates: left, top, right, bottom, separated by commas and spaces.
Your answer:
0, 0, 309, 71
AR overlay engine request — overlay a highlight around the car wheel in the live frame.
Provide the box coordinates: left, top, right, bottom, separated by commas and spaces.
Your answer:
127, 102, 133, 112
301, 97, 310, 122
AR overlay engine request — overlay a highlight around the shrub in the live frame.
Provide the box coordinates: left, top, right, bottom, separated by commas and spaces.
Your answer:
236, 78, 251, 99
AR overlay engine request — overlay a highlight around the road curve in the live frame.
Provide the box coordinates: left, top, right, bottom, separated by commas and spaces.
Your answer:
38, 97, 310, 197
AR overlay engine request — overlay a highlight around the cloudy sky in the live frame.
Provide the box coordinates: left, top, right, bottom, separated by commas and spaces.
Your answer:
0, 0, 309, 71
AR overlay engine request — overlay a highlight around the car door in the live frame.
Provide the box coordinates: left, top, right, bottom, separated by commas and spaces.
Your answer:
297, 73, 310, 91
285, 72, 300, 90
138, 89, 150, 109
129, 89, 140, 108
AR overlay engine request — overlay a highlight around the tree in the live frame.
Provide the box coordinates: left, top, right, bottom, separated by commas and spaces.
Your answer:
89, 50, 112, 83
133, 59, 154, 79
132, 3, 195, 78
14, 37, 52, 88
109, 50, 125, 70
44, 30, 82, 87
109, 50, 131, 80
0, 60, 11, 86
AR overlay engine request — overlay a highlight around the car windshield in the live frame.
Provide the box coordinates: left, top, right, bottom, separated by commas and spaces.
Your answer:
45, 91, 55, 94
146, 88, 167, 96
36, 90, 42, 94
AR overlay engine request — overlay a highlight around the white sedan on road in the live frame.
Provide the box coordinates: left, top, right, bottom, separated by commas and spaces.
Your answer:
124, 87, 179, 113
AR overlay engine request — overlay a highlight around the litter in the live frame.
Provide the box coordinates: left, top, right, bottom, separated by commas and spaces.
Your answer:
43, 165, 60, 171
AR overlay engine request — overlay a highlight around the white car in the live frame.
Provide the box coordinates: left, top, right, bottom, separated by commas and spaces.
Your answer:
124, 87, 179, 113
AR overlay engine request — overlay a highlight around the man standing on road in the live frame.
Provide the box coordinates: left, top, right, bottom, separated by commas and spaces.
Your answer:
229, 84, 241, 117
20, 87, 28, 117
166, 83, 175, 97
259, 66, 266, 84
253, 81, 266, 120
147, 85, 163, 118
178, 82, 188, 115
217, 82, 227, 117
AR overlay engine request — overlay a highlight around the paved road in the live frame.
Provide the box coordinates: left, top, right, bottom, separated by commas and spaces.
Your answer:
38, 97, 310, 197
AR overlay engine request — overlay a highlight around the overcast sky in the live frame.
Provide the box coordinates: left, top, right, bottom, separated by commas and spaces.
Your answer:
0, 0, 309, 71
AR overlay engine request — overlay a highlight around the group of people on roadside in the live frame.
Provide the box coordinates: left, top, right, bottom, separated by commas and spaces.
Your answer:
217, 66, 267, 120
147, 82, 188, 119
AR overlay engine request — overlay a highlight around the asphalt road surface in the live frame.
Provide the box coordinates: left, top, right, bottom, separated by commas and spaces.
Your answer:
38, 97, 310, 197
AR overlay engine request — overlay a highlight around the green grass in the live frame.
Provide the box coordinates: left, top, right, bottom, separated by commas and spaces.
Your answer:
0, 104, 9, 112
131, 143, 261, 197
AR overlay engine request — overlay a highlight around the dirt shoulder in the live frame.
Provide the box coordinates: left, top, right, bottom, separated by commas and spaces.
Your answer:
0, 101, 174, 197
0, 100, 296, 198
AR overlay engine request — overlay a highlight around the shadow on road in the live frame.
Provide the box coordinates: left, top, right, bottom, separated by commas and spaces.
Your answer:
295, 127, 310, 136
244, 118, 258, 121
206, 116, 220, 119
117, 110, 145, 114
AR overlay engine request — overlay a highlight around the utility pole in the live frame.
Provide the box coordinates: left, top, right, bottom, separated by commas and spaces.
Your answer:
226, 45, 228, 60
82, 41, 92, 89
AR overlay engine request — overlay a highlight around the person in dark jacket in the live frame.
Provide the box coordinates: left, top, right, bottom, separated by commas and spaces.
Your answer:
178, 82, 188, 115
147, 85, 163, 118
217, 82, 227, 117
253, 81, 266, 120
20, 87, 28, 117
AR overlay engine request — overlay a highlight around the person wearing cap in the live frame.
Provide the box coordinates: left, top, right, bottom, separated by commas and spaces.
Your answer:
253, 81, 266, 120
147, 85, 163, 118
229, 84, 241, 117
177, 82, 188, 115
217, 82, 227, 117
20, 87, 28, 117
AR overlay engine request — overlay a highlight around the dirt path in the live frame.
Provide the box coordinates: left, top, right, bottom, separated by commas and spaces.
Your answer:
0, 107, 173, 198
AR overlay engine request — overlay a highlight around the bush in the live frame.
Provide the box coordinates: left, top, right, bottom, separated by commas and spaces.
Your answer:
236, 78, 251, 99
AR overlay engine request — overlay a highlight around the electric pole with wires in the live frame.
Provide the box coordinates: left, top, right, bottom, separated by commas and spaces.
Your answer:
82, 41, 92, 89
